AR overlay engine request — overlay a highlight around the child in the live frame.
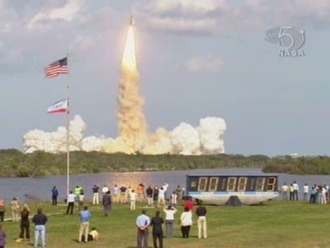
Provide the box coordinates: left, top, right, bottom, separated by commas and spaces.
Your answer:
89, 227, 99, 241
82, 227, 99, 241
0, 225, 6, 248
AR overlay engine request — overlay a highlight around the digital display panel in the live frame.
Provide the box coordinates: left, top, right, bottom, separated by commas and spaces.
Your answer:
188, 176, 278, 192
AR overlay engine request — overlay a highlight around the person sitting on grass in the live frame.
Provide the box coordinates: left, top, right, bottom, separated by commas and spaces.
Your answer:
82, 227, 99, 241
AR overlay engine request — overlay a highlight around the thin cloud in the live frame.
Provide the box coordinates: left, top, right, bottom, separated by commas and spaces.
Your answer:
134, 0, 330, 35
179, 55, 225, 73
27, 0, 85, 29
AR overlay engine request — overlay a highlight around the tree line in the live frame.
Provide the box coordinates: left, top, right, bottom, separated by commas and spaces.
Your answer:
0, 149, 329, 177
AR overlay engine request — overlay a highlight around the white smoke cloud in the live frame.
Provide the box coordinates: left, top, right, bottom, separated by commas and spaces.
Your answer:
171, 123, 201, 155
23, 115, 86, 153
23, 115, 226, 155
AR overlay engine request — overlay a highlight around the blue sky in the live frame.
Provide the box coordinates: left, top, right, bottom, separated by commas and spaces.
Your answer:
1, 0, 330, 156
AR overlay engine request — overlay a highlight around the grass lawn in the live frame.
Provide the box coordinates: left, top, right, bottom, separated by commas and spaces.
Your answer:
1, 200, 330, 248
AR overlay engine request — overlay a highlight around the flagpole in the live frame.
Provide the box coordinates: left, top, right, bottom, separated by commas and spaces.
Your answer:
66, 53, 70, 196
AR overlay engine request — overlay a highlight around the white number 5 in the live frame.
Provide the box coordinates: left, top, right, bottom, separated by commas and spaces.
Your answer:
278, 27, 294, 49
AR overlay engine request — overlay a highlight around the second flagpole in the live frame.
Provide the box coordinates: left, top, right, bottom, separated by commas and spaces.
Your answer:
66, 53, 70, 196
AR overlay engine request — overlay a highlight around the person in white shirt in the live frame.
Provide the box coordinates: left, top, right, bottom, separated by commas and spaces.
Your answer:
113, 185, 120, 203
163, 183, 169, 192
292, 181, 299, 201
102, 185, 109, 195
130, 190, 137, 210
158, 188, 165, 208
303, 184, 309, 201
163, 205, 177, 238
180, 207, 192, 238
66, 191, 76, 214
321, 186, 327, 204
126, 186, 132, 203
158, 184, 168, 207
281, 183, 289, 201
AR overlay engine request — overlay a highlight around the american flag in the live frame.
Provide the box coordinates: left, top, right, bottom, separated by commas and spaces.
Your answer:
44, 57, 68, 78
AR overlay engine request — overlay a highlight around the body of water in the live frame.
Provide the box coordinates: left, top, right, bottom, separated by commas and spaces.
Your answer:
0, 168, 329, 203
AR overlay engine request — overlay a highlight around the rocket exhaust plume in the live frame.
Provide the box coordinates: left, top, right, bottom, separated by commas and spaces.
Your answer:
23, 16, 227, 155
117, 18, 147, 151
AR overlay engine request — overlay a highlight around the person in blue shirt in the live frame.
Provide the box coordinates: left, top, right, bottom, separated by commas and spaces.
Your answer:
79, 206, 91, 243
309, 186, 316, 204
51, 186, 58, 205
136, 210, 150, 248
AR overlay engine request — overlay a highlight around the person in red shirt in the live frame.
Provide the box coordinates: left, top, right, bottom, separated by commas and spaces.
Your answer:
184, 197, 194, 211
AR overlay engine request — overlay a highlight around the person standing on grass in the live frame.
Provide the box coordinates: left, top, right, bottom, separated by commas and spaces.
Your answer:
0, 199, 5, 222
78, 192, 85, 211
303, 183, 309, 201
136, 209, 150, 248
153, 187, 159, 206
10, 197, 20, 222
146, 186, 153, 207
78, 206, 91, 243
130, 190, 137, 210
113, 185, 120, 203
51, 186, 58, 205
0, 225, 6, 248
196, 203, 207, 239
102, 185, 109, 195
184, 197, 194, 211
289, 184, 294, 201
163, 205, 177, 238
18, 204, 30, 241
292, 181, 299, 201
66, 191, 75, 215
137, 184, 143, 202
102, 191, 112, 217
175, 186, 182, 202
157, 186, 167, 207
150, 211, 164, 248
171, 191, 178, 208
281, 183, 289, 201
92, 185, 100, 205
180, 207, 192, 238
309, 186, 317, 204
120, 185, 127, 203
32, 208, 48, 248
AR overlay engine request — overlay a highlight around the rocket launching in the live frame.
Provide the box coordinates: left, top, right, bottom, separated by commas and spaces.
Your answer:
117, 16, 147, 151
23, 16, 227, 155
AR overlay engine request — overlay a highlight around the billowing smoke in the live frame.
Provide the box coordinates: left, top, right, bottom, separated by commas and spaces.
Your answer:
117, 25, 147, 152
23, 22, 227, 155
23, 115, 226, 155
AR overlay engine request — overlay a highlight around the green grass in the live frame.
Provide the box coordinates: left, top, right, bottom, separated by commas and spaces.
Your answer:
1, 201, 330, 248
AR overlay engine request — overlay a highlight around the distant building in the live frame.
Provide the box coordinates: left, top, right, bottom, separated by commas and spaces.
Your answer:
290, 153, 298, 158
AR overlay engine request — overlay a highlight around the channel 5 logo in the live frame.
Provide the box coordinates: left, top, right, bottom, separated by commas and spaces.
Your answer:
265, 26, 305, 57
